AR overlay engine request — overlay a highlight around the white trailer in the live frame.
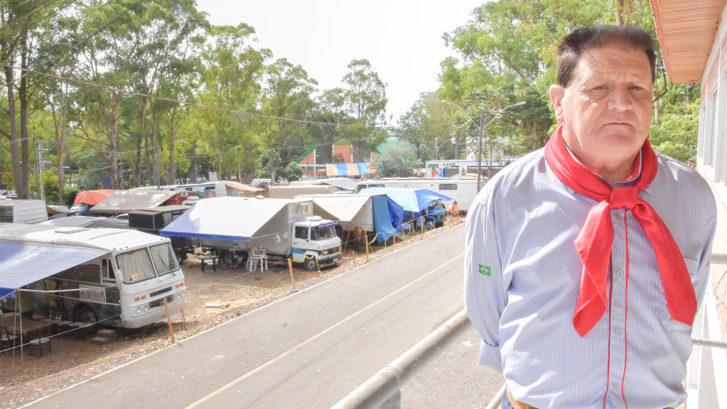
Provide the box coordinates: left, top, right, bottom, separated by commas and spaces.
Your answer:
0, 224, 186, 329
356, 177, 478, 212
160, 197, 342, 271
0, 199, 48, 223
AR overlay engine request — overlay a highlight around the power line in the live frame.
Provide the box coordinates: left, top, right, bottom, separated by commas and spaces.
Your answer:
3, 63, 385, 130
0, 0, 66, 34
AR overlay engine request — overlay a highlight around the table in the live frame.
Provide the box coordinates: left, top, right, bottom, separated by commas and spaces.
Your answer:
199, 254, 219, 273
0, 316, 56, 339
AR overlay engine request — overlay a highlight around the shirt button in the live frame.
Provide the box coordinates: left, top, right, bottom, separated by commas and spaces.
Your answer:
612, 383, 619, 391
614, 212, 622, 221
614, 327, 623, 336
615, 269, 624, 279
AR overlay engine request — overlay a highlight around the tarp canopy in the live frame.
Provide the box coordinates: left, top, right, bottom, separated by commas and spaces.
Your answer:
308, 195, 371, 222
0, 240, 109, 298
318, 178, 357, 191
326, 162, 372, 177
160, 197, 289, 242
90, 190, 178, 214
372, 195, 402, 243
359, 187, 451, 212
223, 180, 264, 194
39, 215, 129, 229
73, 189, 117, 205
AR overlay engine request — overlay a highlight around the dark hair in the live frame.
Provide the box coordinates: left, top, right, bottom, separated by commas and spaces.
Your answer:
557, 25, 656, 87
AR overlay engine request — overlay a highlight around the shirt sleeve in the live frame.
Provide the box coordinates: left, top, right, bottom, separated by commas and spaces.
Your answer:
464, 189, 507, 371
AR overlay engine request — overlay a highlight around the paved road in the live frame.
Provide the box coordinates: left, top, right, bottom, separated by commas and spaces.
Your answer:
23, 224, 502, 408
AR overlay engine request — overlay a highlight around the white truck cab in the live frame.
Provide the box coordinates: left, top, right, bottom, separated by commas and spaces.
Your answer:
291, 216, 342, 271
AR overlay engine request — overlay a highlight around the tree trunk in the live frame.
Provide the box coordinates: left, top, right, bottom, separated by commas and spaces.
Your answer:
135, 98, 147, 187
166, 108, 178, 185
19, 30, 30, 198
5, 66, 24, 198
110, 91, 122, 189
615, 0, 625, 25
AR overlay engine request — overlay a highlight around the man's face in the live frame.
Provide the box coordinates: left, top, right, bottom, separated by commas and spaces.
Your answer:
550, 44, 653, 177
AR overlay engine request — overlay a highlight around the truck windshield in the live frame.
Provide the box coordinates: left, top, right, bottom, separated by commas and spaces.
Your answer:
116, 244, 179, 284
116, 248, 157, 284
312, 225, 336, 240
148, 243, 180, 276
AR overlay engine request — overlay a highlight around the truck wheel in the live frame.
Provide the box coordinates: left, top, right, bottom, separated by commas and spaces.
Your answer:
305, 257, 318, 272
424, 220, 435, 231
220, 251, 241, 267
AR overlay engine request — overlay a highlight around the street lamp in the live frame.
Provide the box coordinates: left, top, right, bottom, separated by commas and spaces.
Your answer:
441, 100, 525, 191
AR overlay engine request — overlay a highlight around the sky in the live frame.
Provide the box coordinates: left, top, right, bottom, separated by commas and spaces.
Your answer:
195, 0, 486, 124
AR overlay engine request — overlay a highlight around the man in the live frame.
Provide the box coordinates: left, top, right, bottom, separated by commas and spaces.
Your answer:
464, 25, 716, 409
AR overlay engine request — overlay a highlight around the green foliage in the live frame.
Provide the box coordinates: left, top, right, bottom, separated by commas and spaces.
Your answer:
649, 99, 700, 163
376, 142, 423, 177
64, 186, 81, 207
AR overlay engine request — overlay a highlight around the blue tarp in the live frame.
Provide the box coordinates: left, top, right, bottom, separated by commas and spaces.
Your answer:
0, 241, 109, 298
359, 187, 451, 212
371, 195, 403, 243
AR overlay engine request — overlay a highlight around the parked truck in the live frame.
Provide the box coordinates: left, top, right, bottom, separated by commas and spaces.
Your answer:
160, 197, 342, 271
0, 223, 186, 329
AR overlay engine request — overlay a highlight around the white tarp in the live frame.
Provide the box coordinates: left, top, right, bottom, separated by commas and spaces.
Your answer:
160, 197, 289, 242
309, 195, 370, 222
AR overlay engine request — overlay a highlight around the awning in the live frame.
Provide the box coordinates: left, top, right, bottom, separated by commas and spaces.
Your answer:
90, 190, 178, 213
326, 162, 373, 177
73, 189, 117, 205
310, 195, 371, 222
318, 178, 358, 191
359, 187, 451, 212
223, 180, 264, 194
160, 197, 290, 242
0, 240, 109, 298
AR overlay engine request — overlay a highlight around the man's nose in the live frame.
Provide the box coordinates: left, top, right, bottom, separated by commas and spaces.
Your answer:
607, 87, 633, 111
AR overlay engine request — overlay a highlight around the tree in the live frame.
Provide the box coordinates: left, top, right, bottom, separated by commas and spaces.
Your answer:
260, 58, 316, 183
376, 142, 422, 177
396, 92, 453, 161
341, 59, 388, 161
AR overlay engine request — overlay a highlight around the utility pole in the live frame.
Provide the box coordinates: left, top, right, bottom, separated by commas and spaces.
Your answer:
34, 137, 44, 201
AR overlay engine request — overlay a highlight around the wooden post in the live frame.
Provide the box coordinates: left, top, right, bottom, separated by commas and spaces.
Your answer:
364, 231, 369, 262
180, 307, 186, 330
287, 259, 297, 291
420, 216, 424, 240
163, 298, 175, 343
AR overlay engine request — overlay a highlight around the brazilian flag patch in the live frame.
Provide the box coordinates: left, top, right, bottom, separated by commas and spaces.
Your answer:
478, 264, 491, 276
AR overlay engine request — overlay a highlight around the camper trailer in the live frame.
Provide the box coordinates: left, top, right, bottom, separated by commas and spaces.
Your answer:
161, 197, 342, 271
0, 224, 186, 329
128, 205, 194, 262
356, 178, 477, 212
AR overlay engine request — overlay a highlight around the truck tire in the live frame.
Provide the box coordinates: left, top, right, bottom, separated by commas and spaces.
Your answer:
220, 251, 242, 267
424, 219, 435, 231
305, 257, 318, 272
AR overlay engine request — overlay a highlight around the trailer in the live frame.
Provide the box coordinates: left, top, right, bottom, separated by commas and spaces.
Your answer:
356, 177, 477, 211
0, 224, 186, 329
0, 199, 48, 223
128, 205, 194, 262
160, 197, 342, 271
297, 193, 403, 247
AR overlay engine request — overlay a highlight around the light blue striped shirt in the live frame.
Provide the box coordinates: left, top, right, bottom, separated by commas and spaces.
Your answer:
464, 147, 716, 409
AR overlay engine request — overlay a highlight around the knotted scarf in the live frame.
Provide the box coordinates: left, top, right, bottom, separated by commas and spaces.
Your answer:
544, 126, 697, 337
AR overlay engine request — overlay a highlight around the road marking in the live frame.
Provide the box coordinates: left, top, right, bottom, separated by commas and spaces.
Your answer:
184, 251, 464, 409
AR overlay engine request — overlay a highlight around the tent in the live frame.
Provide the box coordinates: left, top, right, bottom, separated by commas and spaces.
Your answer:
0, 240, 108, 298
90, 190, 178, 214
73, 189, 117, 205
358, 187, 451, 213
160, 197, 289, 242
325, 162, 373, 177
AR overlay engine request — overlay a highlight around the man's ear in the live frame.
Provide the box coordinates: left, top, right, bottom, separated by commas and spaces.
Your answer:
550, 85, 565, 124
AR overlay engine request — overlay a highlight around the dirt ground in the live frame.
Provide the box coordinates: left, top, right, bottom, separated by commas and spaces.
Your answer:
0, 220, 461, 409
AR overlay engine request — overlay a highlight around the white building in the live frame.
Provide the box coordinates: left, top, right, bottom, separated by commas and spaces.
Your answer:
651, 1, 727, 407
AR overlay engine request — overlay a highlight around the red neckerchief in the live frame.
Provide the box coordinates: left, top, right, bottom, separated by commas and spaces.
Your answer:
544, 126, 697, 337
